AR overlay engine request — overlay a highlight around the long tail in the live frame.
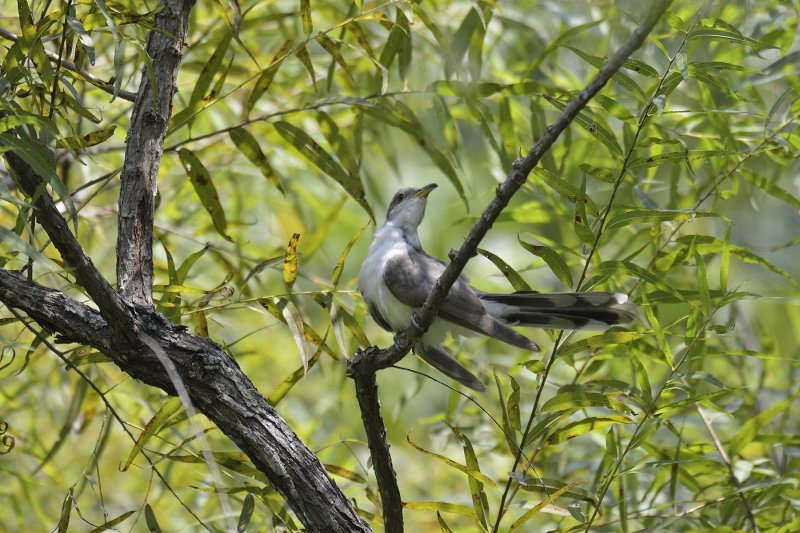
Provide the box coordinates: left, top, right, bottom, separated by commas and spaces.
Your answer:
480, 291, 636, 330
416, 343, 486, 392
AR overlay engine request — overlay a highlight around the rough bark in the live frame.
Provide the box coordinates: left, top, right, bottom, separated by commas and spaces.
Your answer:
116, 0, 194, 306
0, 269, 370, 531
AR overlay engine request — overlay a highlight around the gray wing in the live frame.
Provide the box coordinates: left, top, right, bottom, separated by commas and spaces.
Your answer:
384, 250, 537, 351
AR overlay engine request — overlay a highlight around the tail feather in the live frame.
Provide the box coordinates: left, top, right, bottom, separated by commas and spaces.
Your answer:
480, 291, 636, 330
416, 343, 486, 392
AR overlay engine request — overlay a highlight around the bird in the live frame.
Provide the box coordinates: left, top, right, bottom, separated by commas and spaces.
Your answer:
357, 183, 636, 392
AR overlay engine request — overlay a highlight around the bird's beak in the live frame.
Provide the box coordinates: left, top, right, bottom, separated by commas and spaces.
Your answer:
413, 183, 438, 198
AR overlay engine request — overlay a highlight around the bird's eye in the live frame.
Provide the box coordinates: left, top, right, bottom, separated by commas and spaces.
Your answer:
396, 193, 405, 201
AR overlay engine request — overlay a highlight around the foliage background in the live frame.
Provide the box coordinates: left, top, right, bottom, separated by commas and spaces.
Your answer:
1, 0, 798, 531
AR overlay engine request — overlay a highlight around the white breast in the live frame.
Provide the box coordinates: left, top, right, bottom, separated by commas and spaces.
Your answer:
358, 225, 415, 332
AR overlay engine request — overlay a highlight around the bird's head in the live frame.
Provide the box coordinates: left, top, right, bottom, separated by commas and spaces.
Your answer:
385, 183, 438, 231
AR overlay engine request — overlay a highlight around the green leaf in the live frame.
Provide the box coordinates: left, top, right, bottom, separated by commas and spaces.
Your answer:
300, 0, 312, 34
403, 501, 476, 517
245, 39, 294, 117
509, 482, 581, 531
598, 260, 686, 302
273, 120, 373, 219
518, 237, 573, 288
178, 148, 232, 241
283, 233, 300, 289
729, 396, 798, 456
57, 488, 73, 533
531, 168, 599, 215
448, 424, 489, 528
229, 127, 284, 193
477, 248, 532, 291
122, 397, 184, 471
544, 95, 623, 155
559, 331, 647, 357
607, 208, 722, 230
237, 493, 255, 533
541, 391, 632, 414
332, 221, 369, 286
406, 433, 497, 488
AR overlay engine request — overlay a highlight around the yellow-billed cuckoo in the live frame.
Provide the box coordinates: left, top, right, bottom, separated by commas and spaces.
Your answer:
358, 183, 636, 391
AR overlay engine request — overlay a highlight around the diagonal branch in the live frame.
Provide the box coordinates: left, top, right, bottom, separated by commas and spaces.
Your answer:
0, 269, 371, 531
116, 0, 194, 306
347, 2, 672, 530
4, 152, 136, 343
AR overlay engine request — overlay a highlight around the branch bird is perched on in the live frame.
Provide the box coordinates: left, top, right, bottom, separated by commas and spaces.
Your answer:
358, 183, 636, 392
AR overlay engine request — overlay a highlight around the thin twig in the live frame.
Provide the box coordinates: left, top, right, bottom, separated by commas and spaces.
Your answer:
0, 27, 137, 102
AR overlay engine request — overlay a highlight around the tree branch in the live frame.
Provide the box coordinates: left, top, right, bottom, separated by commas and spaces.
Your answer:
4, 152, 136, 343
0, 27, 138, 102
116, 0, 193, 306
0, 269, 371, 532
347, 1, 671, 529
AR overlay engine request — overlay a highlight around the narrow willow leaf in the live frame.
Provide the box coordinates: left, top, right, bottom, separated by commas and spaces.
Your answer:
283, 233, 300, 289
229, 127, 284, 193
316, 111, 359, 177
729, 396, 797, 456
325, 463, 368, 484
122, 397, 183, 471
694, 250, 712, 319
346, 21, 375, 58
509, 482, 580, 531
574, 175, 594, 244
258, 298, 337, 359
679, 235, 796, 286
477, 248, 532, 291
379, 8, 411, 82
607, 208, 721, 230
403, 501, 476, 516
510, 475, 595, 504
559, 331, 647, 358
540, 391, 633, 414
524, 19, 603, 76
144, 503, 162, 533
176, 245, 209, 285
743, 171, 800, 210
86, 511, 136, 533
532, 167, 600, 215
518, 237, 573, 288
237, 493, 255, 533
65, 16, 95, 65
330, 296, 370, 348
295, 45, 317, 88
267, 342, 324, 406
547, 415, 632, 444
275, 297, 311, 372
169, 452, 267, 482
245, 39, 294, 116
448, 424, 489, 528
720, 224, 731, 293
598, 260, 686, 302
332, 221, 369, 286
629, 353, 652, 404
451, 7, 482, 70
494, 372, 518, 456
406, 434, 497, 488
300, 0, 312, 34
544, 95, 623, 155
654, 390, 729, 417
315, 33, 353, 80
58, 124, 116, 150
190, 30, 232, 106
428, 80, 504, 98
273, 121, 373, 219
641, 291, 673, 367
563, 46, 646, 101
178, 149, 232, 241
58, 488, 73, 533
687, 27, 776, 51
591, 94, 637, 123
628, 149, 736, 170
